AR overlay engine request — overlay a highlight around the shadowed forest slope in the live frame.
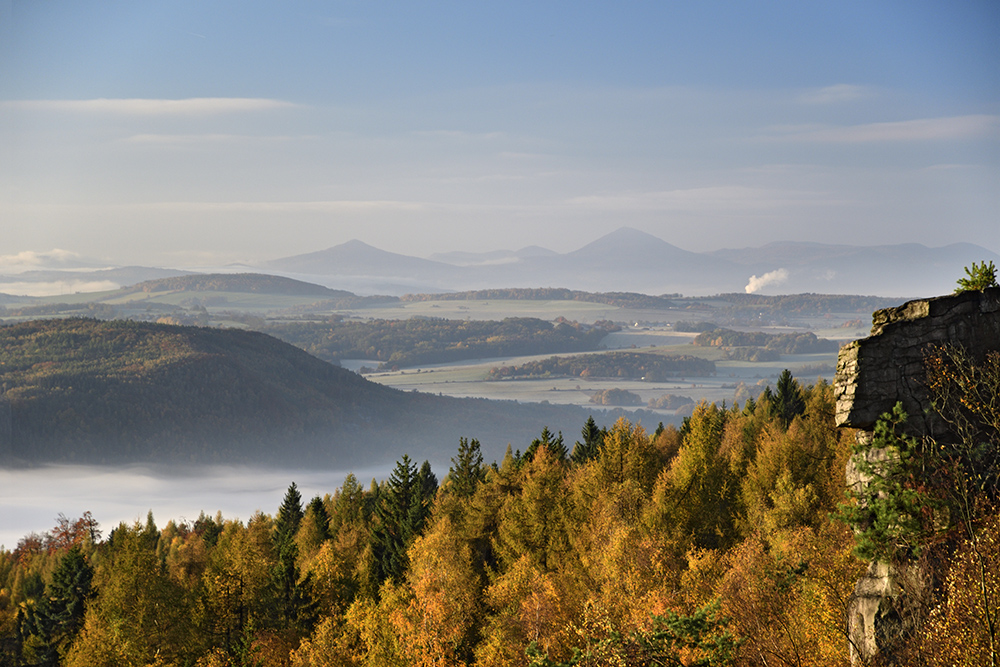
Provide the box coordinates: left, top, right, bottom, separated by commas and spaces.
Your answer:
0, 319, 609, 468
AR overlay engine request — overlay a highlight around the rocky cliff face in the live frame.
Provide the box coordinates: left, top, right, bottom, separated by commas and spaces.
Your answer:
836, 288, 1000, 436
833, 287, 1000, 664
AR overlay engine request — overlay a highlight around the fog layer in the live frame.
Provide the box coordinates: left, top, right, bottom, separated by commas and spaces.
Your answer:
0, 464, 392, 551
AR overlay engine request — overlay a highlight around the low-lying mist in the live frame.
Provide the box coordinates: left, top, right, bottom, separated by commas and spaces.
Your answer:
0, 463, 393, 551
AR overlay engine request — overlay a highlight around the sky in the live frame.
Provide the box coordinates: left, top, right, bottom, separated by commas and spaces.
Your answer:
1, 0, 998, 269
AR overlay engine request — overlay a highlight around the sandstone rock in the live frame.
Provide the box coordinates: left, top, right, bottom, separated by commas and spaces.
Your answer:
835, 287, 1000, 664
835, 287, 1000, 437
847, 560, 933, 665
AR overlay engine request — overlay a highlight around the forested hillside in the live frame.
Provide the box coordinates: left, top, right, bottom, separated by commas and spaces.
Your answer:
0, 319, 611, 467
2, 363, 997, 665
257, 317, 618, 368
123, 273, 350, 297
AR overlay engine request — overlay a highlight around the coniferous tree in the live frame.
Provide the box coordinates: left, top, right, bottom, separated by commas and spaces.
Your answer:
20, 546, 94, 666
304, 496, 331, 544
409, 460, 439, 540
770, 369, 805, 427
273, 483, 306, 627
525, 426, 567, 463
275, 483, 304, 546
449, 437, 486, 497
571, 416, 603, 464
329, 473, 366, 537
371, 455, 436, 588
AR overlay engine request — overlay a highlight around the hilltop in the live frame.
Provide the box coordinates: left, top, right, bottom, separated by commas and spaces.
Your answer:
120, 273, 353, 297
0, 319, 613, 468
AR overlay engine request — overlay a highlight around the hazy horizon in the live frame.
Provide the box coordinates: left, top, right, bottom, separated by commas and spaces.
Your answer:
2, 1, 997, 269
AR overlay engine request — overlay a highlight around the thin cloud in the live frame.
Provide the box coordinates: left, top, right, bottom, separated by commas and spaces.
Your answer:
134, 200, 427, 213
121, 133, 317, 145
764, 115, 1000, 143
0, 280, 120, 297
0, 249, 85, 273
797, 84, 872, 105
566, 186, 834, 212
2, 98, 298, 115
411, 130, 507, 142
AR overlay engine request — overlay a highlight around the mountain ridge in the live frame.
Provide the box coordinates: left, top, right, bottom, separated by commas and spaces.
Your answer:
4, 229, 997, 299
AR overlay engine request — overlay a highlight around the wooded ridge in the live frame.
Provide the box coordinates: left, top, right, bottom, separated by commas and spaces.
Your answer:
0, 318, 619, 467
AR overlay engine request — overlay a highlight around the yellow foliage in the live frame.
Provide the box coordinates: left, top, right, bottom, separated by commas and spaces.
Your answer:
476, 556, 579, 666
290, 616, 359, 667
920, 507, 1000, 667
399, 516, 480, 666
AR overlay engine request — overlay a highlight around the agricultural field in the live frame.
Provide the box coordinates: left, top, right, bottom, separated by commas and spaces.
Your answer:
357, 327, 841, 418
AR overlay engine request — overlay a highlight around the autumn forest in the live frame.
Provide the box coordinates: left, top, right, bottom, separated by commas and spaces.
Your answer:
3, 366, 998, 666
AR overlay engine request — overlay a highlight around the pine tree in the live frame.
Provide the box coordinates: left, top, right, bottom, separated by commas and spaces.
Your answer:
837, 403, 938, 561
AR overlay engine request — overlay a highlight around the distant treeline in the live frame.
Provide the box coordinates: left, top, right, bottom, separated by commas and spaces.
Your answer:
259, 317, 619, 368
672, 320, 719, 332
692, 328, 840, 355
401, 288, 681, 309
489, 351, 715, 381
711, 293, 902, 316
0, 302, 119, 319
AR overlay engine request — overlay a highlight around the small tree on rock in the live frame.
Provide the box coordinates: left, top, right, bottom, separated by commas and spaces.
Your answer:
955, 260, 998, 293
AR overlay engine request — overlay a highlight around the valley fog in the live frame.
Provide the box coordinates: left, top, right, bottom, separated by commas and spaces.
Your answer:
0, 463, 393, 551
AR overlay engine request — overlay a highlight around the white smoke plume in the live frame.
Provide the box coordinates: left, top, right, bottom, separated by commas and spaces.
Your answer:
745, 268, 789, 294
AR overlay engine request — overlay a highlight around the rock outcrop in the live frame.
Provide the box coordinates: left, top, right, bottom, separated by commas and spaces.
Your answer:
834, 287, 1000, 664
836, 287, 1000, 437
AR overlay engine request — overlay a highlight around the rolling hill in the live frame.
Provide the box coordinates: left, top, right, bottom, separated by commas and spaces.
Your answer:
120, 273, 354, 297
0, 319, 614, 468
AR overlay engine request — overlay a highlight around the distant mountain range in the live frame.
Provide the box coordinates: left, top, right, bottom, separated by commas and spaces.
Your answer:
254, 228, 998, 298
2, 228, 997, 298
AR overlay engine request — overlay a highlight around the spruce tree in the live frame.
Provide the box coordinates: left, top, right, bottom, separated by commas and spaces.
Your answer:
525, 426, 567, 462
571, 416, 604, 464
273, 482, 306, 627
305, 495, 331, 544
770, 369, 805, 427
409, 460, 439, 538
274, 482, 304, 545
449, 437, 486, 497
371, 455, 437, 588
20, 546, 94, 666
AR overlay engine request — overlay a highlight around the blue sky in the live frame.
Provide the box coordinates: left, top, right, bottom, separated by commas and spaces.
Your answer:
1, 0, 997, 268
